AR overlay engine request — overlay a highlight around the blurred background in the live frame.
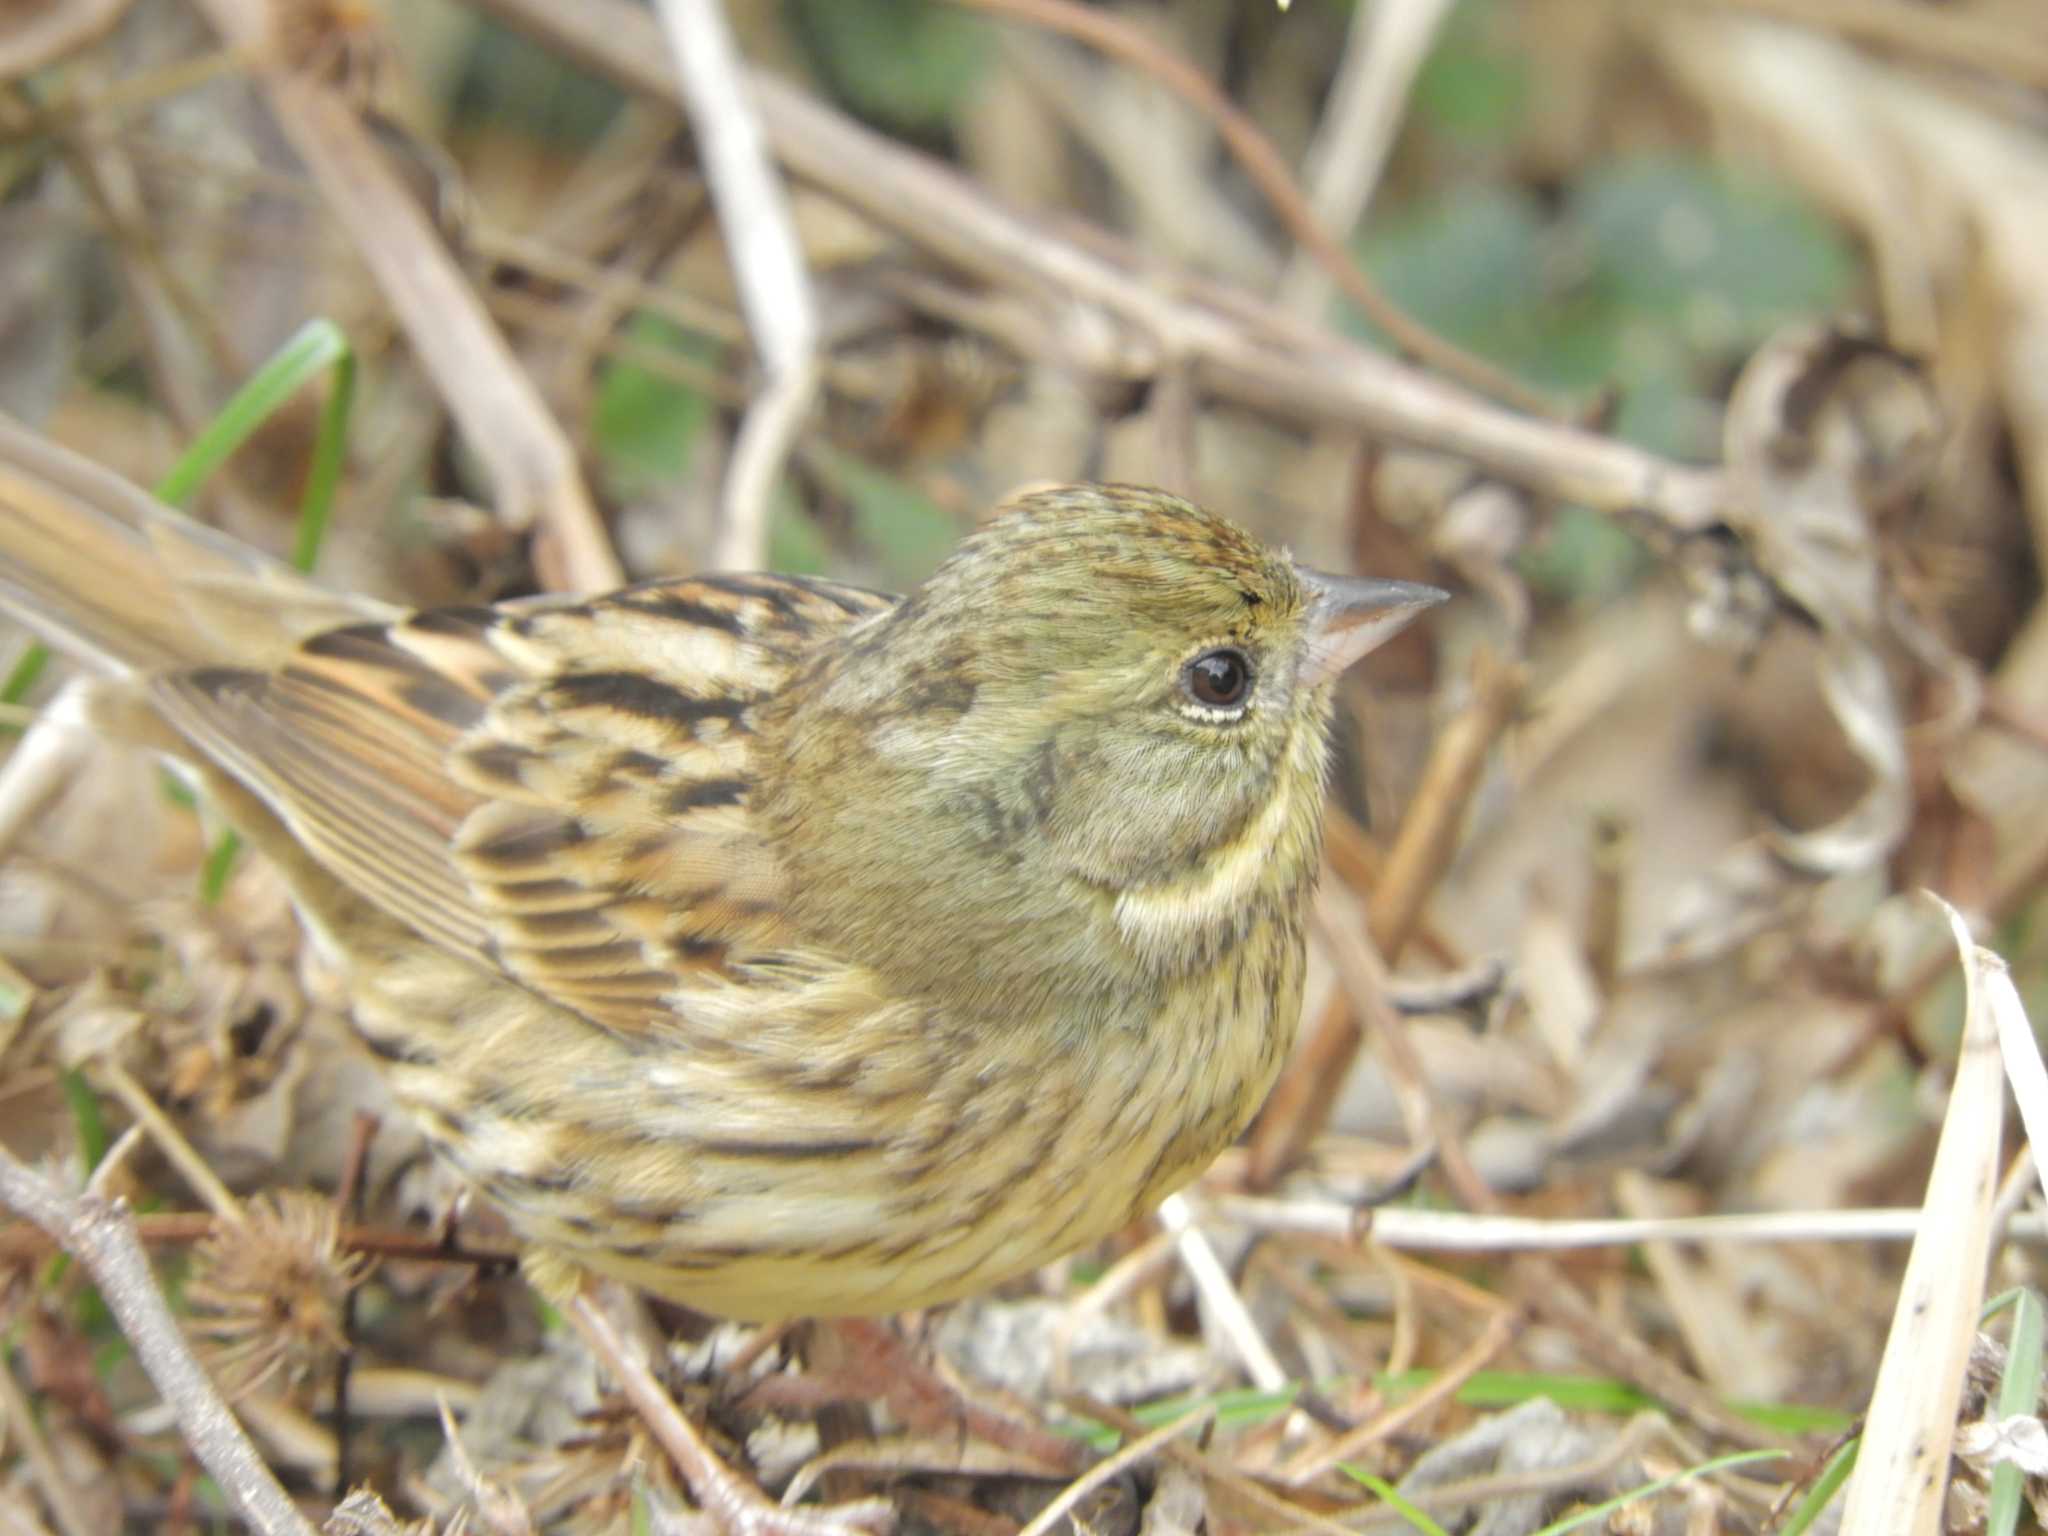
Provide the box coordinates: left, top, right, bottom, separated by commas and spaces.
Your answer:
7, 0, 2048, 1529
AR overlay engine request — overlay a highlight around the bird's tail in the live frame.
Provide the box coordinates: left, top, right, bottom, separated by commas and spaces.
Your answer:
0, 412, 385, 675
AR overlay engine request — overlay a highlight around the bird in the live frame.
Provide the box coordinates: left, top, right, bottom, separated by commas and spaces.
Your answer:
0, 412, 1442, 1526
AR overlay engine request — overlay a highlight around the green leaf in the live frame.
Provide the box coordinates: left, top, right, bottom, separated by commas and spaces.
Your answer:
1, 642, 48, 706
61, 1069, 109, 1170
199, 827, 244, 906
591, 316, 716, 495
788, 0, 992, 136
1355, 184, 1551, 364
290, 339, 356, 574
1516, 506, 1650, 606
1412, 0, 1528, 150
804, 445, 960, 587
1571, 155, 1855, 350
766, 481, 832, 576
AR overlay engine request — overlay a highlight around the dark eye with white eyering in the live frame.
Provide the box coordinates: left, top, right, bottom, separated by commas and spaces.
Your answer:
1183, 648, 1252, 710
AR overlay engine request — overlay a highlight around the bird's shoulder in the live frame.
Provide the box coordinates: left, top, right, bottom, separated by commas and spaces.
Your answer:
156, 571, 898, 1037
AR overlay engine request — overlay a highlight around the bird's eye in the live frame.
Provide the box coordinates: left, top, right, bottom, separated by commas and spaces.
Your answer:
1183, 648, 1252, 711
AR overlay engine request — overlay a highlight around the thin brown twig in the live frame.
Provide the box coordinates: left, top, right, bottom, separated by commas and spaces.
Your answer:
1585, 811, 1630, 990
895, 1488, 1020, 1536
1320, 809, 1462, 969
1016, 1401, 1215, 1536
1058, 1395, 1364, 1536
10, 48, 248, 138
953, 0, 1562, 420
1514, 1256, 1785, 1451
0, 1354, 100, 1536
565, 1287, 896, 1535
0, 1146, 319, 1536
1369, 651, 1525, 960
1049, 1228, 1174, 1393
1276, 0, 1456, 317
100, 1060, 241, 1221
0, 1210, 523, 1268
1248, 651, 1524, 1186
1319, 888, 1492, 1214
1241, 1247, 1388, 1379
331, 1112, 380, 1501
1278, 1305, 1523, 1485
54, 78, 246, 440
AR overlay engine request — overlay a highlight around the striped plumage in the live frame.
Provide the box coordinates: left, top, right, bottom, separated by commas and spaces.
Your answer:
0, 413, 1441, 1321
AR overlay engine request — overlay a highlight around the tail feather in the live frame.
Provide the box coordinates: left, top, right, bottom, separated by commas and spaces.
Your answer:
0, 411, 390, 674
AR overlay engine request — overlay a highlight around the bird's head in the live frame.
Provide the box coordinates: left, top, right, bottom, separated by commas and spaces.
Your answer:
766, 485, 1444, 1008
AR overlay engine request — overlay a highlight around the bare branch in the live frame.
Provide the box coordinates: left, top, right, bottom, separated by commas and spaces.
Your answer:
186, 0, 623, 592
0, 1147, 318, 1536
462, 0, 1729, 536
653, 0, 819, 571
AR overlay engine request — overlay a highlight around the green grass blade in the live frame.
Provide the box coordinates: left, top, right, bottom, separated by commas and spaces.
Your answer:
1339, 1467, 1454, 1536
289, 341, 354, 574
1778, 1437, 1860, 1536
54, 1070, 111, 1327
198, 827, 244, 906
1530, 1448, 1784, 1536
60, 1068, 109, 1169
1, 643, 48, 706
1987, 1288, 2044, 1536
0, 641, 49, 737
140, 318, 357, 899
1068, 1371, 1848, 1451
152, 319, 350, 508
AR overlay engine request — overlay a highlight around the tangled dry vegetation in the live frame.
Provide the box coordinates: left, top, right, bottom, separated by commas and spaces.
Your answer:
6, 1, 2048, 1532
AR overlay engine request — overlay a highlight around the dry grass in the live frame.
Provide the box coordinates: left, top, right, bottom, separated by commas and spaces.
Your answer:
6, 2, 2048, 1532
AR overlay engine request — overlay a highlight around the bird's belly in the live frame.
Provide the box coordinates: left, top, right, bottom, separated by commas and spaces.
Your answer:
351, 945, 1298, 1322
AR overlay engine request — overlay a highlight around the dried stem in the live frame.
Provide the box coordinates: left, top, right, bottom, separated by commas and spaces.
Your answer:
460, 0, 1730, 534
955, 0, 1558, 418
1279, 1306, 1523, 1484
0, 1146, 319, 1536
101, 1059, 241, 1220
564, 1287, 896, 1535
186, 0, 623, 592
0, 1354, 100, 1536
1157, 1191, 1285, 1390
0, 1209, 522, 1269
1516, 1257, 1784, 1451
1247, 651, 1524, 1186
1015, 1400, 1214, 1536
1676, 0, 2048, 92
0, 0, 129, 82
1277, 0, 1457, 316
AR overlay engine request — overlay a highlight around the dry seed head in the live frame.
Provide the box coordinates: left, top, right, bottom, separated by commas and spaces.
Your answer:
188, 1190, 372, 1396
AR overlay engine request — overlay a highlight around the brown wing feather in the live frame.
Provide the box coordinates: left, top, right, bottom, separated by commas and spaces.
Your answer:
156, 573, 897, 1034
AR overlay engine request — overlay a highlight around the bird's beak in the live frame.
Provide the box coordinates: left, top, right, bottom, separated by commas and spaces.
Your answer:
1296, 567, 1448, 687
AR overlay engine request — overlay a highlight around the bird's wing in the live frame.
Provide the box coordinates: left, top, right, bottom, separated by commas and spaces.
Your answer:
154, 573, 898, 1035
